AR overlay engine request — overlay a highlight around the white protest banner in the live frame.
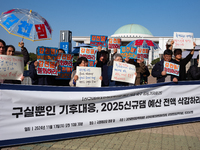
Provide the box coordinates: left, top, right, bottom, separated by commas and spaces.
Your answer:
1, 82, 200, 147
173, 32, 194, 49
0, 55, 24, 80
164, 61, 180, 76
76, 66, 101, 87
111, 61, 136, 84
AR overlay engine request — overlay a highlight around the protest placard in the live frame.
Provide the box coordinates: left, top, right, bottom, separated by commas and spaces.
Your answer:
173, 32, 194, 49
111, 61, 136, 84
120, 46, 137, 59
56, 54, 73, 79
76, 66, 101, 87
90, 35, 108, 48
37, 46, 58, 76
108, 38, 121, 49
0, 55, 24, 80
164, 61, 180, 76
79, 47, 97, 67
137, 47, 149, 59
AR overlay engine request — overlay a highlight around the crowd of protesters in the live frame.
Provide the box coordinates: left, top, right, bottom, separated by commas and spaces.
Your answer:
0, 38, 199, 87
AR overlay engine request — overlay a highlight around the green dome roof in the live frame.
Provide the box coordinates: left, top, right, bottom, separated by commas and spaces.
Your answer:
113, 24, 153, 36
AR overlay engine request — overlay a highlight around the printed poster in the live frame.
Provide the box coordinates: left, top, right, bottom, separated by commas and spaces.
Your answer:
120, 46, 137, 59
164, 61, 180, 76
56, 54, 73, 79
37, 46, 58, 76
90, 35, 108, 48
108, 38, 121, 49
137, 47, 149, 59
79, 47, 97, 67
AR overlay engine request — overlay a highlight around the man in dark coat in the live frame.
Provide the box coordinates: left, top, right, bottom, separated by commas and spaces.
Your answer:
187, 55, 200, 80
152, 49, 178, 83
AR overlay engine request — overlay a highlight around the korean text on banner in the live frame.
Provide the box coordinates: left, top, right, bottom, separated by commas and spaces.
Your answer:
120, 46, 137, 59
0, 55, 24, 80
164, 61, 180, 76
173, 32, 194, 49
56, 54, 73, 80
108, 38, 121, 49
111, 61, 136, 84
79, 47, 97, 67
1, 82, 200, 147
90, 35, 108, 48
76, 66, 101, 87
137, 47, 149, 59
37, 46, 58, 76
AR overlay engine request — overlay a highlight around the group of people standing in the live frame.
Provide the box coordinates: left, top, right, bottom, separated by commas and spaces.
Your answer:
152, 40, 198, 83
0, 38, 199, 87
0, 39, 29, 84
69, 46, 149, 87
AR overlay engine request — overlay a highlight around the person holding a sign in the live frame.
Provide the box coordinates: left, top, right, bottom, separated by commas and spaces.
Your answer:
69, 57, 89, 87
95, 46, 102, 65
152, 50, 178, 83
124, 57, 146, 86
3, 44, 29, 84
173, 42, 196, 81
107, 48, 118, 66
96, 50, 109, 86
0, 39, 6, 55
108, 54, 136, 86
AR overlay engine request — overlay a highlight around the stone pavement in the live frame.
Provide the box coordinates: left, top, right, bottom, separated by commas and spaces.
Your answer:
2, 122, 200, 150
2, 76, 200, 150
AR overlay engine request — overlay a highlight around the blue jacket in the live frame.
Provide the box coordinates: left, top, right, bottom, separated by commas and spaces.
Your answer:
152, 59, 177, 83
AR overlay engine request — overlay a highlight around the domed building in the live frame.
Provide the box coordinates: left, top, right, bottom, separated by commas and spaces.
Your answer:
72, 23, 200, 66
111, 24, 153, 38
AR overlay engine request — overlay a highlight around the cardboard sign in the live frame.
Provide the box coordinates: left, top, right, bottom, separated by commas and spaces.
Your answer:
164, 61, 180, 76
56, 54, 73, 79
79, 47, 97, 67
111, 61, 136, 84
120, 46, 137, 59
173, 32, 194, 49
108, 38, 121, 49
0, 55, 24, 80
137, 47, 149, 59
76, 66, 101, 87
90, 35, 108, 48
37, 46, 58, 76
